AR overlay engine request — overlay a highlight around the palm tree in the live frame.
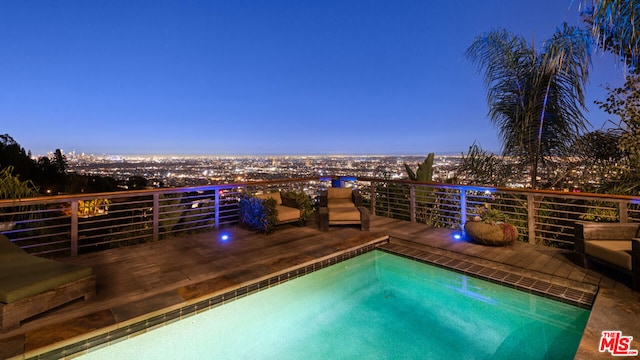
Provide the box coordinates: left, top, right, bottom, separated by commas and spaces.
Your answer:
584, 0, 640, 72
466, 24, 592, 188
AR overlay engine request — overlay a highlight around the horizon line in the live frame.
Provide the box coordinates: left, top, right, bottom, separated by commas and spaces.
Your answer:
59, 151, 469, 158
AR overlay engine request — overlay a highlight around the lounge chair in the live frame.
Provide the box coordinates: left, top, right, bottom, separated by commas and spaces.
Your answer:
574, 221, 640, 290
0, 234, 96, 331
319, 188, 370, 231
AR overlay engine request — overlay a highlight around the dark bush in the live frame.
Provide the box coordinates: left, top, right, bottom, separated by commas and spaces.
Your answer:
238, 195, 278, 233
281, 190, 315, 225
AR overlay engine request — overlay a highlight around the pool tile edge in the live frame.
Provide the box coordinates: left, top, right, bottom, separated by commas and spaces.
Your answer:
377, 242, 597, 309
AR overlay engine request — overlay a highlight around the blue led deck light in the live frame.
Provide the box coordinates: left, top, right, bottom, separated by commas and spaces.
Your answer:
220, 233, 230, 242
452, 230, 466, 241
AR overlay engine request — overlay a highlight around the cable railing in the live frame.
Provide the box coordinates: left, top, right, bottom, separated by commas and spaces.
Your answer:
358, 177, 640, 248
0, 178, 322, 257
1, 176, 638, 257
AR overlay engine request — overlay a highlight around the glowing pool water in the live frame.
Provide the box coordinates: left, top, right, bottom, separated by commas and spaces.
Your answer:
79, 250, 589, 359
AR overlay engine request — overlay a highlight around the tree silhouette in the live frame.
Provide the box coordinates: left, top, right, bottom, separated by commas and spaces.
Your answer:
0, 134, 38, 181
54, 149, 67, 174
0, 134, 119, 195
466, 24, 592, 188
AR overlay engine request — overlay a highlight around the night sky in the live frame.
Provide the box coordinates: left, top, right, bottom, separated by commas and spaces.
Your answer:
0, 1, 627, 156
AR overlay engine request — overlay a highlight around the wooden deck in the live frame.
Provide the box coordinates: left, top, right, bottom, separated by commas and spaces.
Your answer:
373, 216, 614, 288
1, 216, 639, 359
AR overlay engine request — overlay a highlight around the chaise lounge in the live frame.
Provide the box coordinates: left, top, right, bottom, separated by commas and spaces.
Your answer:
573, 221, 640, 290
0, 234, 96, 331
319, 188, 370, 231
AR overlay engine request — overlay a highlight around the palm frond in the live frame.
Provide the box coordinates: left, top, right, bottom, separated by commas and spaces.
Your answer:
466, 24, 592, 188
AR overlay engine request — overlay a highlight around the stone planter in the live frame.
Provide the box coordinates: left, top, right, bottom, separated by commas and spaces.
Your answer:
464, 221, 517, 246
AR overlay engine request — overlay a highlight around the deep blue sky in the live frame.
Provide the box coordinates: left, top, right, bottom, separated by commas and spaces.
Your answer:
0, 1, 627, 156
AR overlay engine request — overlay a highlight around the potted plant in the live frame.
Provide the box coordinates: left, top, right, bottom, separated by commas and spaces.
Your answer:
464, 203, 518, 246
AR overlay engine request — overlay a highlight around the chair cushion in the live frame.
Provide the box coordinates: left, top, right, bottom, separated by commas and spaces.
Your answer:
585, 240, 632, 270
327, 198, 356, 208
327, 188, 353, 199
329, 207, 361, 221
255, 192, 282, 205
275, 204, 300, 223
0, 253, 94, 304
0, 235, 26, 255
581, 223, 640, 240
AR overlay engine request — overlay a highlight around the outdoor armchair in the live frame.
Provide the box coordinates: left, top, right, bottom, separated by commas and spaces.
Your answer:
254, 192, 302, 225
319, 188, 369, 231
574, 221, 640, 290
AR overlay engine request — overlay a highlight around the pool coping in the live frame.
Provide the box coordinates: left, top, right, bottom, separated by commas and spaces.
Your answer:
378, 241, 598, 309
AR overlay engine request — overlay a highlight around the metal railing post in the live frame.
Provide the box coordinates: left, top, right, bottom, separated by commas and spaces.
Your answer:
370, 181, 377, 216
214, 187, 220, 229
70, 200, 79, 256
460, 188, 467, 231
410, 184, 416, 222
620, 201, 629, 223
527, 194, 536, 244
153, 193, 159, 242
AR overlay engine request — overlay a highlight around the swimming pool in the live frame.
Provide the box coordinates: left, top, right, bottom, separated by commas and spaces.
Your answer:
77, 250, 589, 359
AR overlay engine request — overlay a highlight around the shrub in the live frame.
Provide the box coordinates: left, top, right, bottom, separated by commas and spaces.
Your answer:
238, 195, 278, 234
281, 190, 315, 225
471, 203, 507, 225
0, 166, 38, 200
